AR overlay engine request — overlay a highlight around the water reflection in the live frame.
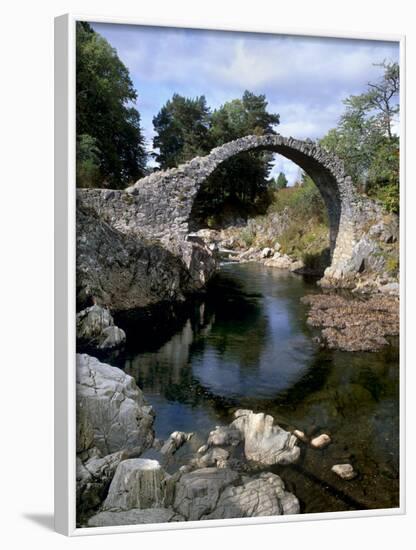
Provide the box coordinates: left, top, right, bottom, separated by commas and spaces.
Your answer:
98, 263, 399, 512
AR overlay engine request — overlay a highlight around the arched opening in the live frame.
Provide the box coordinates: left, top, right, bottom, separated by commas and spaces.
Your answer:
121, 134, 359, 282
188, 140, 342, 258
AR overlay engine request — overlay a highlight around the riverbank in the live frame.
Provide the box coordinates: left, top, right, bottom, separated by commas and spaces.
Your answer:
76, 264, 399, 524
189, 181, 399, 292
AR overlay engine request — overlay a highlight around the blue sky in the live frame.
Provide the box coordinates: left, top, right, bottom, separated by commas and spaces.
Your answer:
92, 23, 399, 184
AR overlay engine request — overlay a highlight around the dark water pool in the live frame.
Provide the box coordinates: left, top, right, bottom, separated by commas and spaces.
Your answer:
104, 263, 400, 514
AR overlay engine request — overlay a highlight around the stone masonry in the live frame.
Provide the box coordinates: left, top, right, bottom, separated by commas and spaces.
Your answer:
78, 134, 387, 285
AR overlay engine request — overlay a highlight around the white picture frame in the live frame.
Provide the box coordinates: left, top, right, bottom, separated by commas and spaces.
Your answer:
54, 13, 406, 536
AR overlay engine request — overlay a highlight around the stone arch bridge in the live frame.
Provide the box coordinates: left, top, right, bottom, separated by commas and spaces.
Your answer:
79, 134, 373, 283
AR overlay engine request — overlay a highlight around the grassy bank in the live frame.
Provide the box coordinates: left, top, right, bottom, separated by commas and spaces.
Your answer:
231, 177, 331, 274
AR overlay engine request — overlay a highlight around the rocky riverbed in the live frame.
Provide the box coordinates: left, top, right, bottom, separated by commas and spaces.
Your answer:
302, 293, 399, 352
76, 353, 305, 527
75, 194, 400, 526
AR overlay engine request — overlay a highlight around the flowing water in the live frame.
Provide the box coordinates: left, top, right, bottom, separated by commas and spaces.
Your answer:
104, 263, 399, 514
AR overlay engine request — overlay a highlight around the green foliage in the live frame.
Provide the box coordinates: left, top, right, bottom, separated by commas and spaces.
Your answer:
269, 174, 328, 225
320, 61, 399, 213
152, 94, 211, 168
372, 182, 400, 214
240, 226, 256, 248
76, 134, 101, 188
206, 91, 279, 208
76, 22, 147, 188
271, 172, 288, 190
386, 255, 399, 276
266, 174, 330, 273
153, 90, 280, 223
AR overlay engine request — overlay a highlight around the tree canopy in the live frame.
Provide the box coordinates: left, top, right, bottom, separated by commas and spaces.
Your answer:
152, 90, 280, 223
152, 94, 211, 168
76, 22, 147, 188
272, 172, 288, 190
320, 61, 399, 213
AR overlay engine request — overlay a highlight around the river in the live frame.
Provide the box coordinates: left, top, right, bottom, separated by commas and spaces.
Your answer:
103, 262, 399, 514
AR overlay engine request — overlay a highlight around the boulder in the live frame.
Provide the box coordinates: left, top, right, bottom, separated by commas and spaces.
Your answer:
102, 458, 171, 511
192, 447, 230, 469
173, 467, 239, 520
203, 472, 299, 519
231, 410, 300, 465
76, 354, 154, 455
76, 305, 126, 350
207, 425, 242, 447
264, 254, 293, 269
88, 507, 184, 527
160, 431, 193, 456
76, 450, 125, 514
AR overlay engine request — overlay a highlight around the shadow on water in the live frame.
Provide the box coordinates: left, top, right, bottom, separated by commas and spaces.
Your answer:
96, 262, 399, 514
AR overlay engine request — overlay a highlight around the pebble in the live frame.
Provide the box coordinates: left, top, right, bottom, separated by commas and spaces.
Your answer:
310, 433, 332, 449
331, 463, 357, 480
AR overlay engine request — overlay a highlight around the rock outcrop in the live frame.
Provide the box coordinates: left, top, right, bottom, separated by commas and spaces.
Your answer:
76, 305, 126, 350
102, 458, 172, 511
76, 204, 216, 312
76, 354, 154, 456
202, 472, 300, 519
87, 462, 299, 526
172, 467, 299, 521
173, 467, 240, 520
75, 356, 300, 527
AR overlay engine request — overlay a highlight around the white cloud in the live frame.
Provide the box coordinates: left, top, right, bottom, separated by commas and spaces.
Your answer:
92, 23, 400, 171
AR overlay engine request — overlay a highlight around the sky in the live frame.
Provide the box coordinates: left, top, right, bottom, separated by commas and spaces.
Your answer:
92, 23, 399, 184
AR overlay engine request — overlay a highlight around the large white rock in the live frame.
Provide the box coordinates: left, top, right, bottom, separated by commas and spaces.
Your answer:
76, 354, 154, 455
102, 458, 169, 511
231, 410, 300, 465
203, 472, 300, 519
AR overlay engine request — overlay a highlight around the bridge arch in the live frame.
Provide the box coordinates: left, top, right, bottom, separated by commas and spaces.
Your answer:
79, 134, 364, 283
126, 134, 360, 281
